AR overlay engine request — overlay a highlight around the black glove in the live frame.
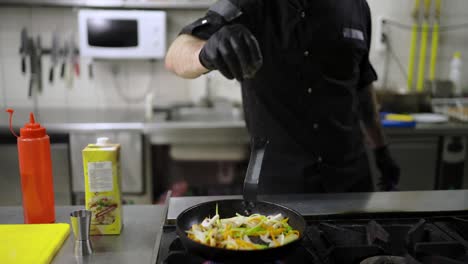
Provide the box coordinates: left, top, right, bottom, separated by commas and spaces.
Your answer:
199, 24, 263, 81
374, 146, 400, 191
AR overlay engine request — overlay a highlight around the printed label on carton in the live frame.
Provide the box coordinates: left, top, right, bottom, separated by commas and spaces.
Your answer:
88, 162, 114, 192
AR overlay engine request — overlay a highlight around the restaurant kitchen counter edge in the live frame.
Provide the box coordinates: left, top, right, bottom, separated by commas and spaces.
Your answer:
1, 108, 468, 145
1, 190, 467, 264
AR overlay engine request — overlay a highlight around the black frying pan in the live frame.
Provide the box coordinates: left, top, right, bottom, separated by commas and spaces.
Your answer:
176, 139, 307, 262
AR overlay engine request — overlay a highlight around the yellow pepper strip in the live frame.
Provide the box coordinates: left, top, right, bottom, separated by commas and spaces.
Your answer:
269, 228, 284, 236
222, 224, 232, 240
290, 230, 300, 236
205, 229, 213, 244
235, 239, 256, 249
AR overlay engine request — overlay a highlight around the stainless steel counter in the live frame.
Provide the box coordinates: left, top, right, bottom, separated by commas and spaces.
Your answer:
0, 205, 164, 264
145, 121, 248, 144
3, 108, 468, 144
2, 191, 468, 263
0, 108, 146, 132
167, 190, 468, 223
385, 122, 468, 136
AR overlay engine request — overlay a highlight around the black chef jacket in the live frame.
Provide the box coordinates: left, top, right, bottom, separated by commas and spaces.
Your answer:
181, 0, 378, 193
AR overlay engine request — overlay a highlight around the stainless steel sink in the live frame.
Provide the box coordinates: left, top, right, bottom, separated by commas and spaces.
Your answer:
167, 107, 243, 122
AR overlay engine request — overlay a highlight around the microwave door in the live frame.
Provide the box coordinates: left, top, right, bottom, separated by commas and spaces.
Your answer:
87, 18, 138, 48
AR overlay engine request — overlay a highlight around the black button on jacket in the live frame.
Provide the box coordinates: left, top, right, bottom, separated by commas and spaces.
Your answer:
181, 0, 378, 193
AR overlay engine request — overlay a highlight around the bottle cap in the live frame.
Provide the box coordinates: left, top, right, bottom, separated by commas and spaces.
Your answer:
96, 137, 110, 145
20, 112, 46, 139
454, 51, 462, 59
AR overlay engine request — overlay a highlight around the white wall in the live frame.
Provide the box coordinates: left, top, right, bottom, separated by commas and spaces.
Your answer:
1, 1, 468, 110
0, 7, 241, 110
367, 0, 468, 91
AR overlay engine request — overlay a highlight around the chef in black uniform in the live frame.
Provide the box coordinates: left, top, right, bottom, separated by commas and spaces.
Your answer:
165, 0, 400, 193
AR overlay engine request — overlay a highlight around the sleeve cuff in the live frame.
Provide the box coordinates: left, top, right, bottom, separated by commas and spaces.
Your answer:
179, 11, 226, 40
359, 64, 378, 88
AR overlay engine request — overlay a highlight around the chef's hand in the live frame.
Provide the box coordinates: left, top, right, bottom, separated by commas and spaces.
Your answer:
374, 146, 400, 191
199, 24, 263, 81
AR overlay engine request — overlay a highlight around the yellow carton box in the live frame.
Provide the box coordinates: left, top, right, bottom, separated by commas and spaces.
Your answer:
82, 138, 123, 235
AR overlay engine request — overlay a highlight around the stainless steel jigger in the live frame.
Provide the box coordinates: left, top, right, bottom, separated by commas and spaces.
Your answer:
70, 210, 94, 256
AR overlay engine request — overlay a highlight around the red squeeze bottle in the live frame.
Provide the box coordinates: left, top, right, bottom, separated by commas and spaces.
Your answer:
6, 109, 55, 224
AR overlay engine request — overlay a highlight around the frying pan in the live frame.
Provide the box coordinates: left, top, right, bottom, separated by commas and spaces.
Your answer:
176, 139, 307, 262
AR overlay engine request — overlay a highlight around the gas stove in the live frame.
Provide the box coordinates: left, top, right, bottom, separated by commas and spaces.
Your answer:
156, 213, 468, 264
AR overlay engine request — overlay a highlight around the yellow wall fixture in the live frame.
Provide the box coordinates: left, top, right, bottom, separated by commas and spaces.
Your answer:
408, 25, 419, 92
417, 21, 429, 92
407, 0, 422, 92
429, 0, 442, 81
429, 23, 439, 81
416, 0, 433, 92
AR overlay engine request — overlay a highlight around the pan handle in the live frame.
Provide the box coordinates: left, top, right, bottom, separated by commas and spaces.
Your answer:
243, 137, 268, 208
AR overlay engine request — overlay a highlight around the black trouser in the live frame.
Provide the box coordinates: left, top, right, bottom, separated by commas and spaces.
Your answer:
258, 150, 374, 194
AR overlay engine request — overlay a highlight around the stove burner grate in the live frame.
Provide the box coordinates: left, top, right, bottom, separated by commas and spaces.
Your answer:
158, 216, 468, 264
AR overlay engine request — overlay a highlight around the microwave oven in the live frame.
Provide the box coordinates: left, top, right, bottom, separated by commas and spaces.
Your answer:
78, 10, 166, 59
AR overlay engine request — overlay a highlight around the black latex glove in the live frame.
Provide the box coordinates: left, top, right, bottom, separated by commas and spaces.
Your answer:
199, 24, 263, 81
374, 146, 400, 191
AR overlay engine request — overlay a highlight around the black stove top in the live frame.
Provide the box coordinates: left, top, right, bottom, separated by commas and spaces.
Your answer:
156, 214, 468, 264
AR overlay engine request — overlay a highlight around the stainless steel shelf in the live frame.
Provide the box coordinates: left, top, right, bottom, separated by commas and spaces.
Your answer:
0, 0, 214, 9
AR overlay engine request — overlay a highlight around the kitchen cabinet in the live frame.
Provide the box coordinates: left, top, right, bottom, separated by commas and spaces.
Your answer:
465, 162, 468, 189
369, 135, 440, 191
151, 144, 249, 200
437, 136, 467, 190
148, 122, 250, 199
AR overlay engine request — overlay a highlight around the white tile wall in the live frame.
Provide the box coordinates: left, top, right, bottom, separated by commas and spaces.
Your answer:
0, 7, 216, 109
0, 56, 4, 109
367, 0, 468, 91
0, 1, 467, 110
